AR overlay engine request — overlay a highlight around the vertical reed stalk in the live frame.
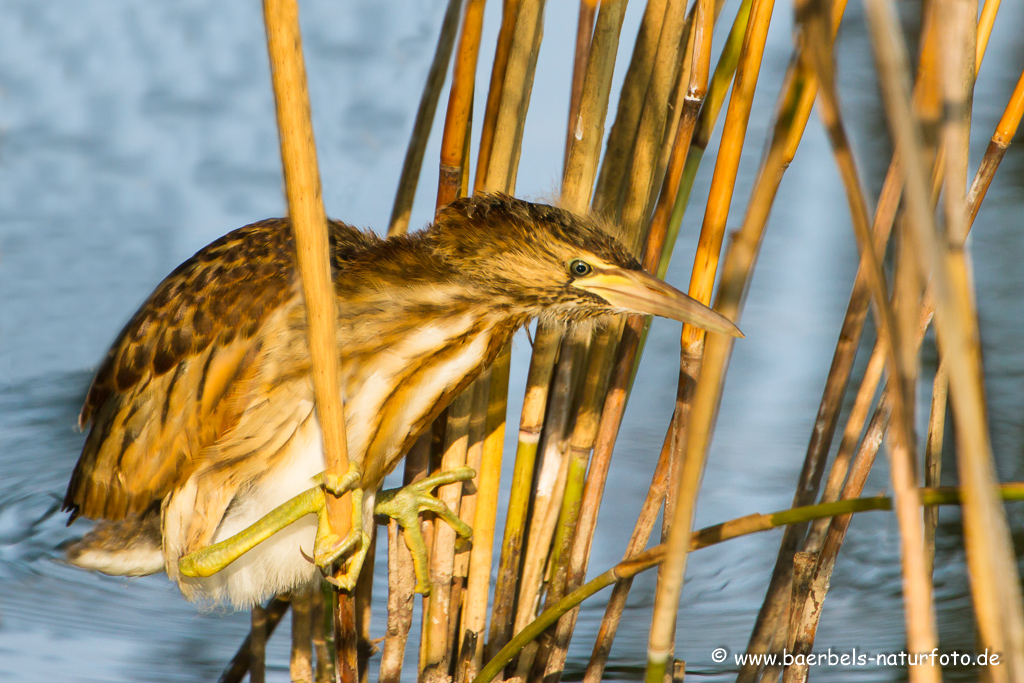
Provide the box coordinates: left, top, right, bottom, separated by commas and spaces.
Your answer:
645, 0, 775, 679
313, 588, 333, 683
423, 391, 474, 681
251, 604, 267, 683
381, 437, 429, 683
291, 591, 313, 683
564, 1, 596, 169
475, 0, 521, 192
594, 0, 669, 217
867, 0, 1024, 676
262, 0, 360, 677
220, 597, 292, 683
437, 0, 486, 209
388, 0, 463, 235
459, 1, 546, 676
798, 2, 939, 677
584, 419, 675, 683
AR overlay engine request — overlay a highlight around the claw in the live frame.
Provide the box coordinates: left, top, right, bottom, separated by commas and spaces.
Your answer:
375, 465, 476, 595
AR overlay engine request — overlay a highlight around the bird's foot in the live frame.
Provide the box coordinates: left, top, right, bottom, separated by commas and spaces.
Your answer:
178, 466, 365, 586
312, 469, 370, 592
374, 465, 476, 595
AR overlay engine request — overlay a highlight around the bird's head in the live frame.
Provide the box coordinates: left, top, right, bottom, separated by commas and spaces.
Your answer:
430, 193, 743, 338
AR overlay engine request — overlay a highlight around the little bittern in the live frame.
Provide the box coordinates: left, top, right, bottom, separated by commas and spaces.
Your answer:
63, 193, 741, 607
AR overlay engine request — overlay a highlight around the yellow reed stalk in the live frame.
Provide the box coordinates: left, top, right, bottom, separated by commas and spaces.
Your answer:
261, 1, 360, 677
867, 0, 1024, 676
451, 378, 489, 652
388, 0, 462, 236
422, 390, 474, 680
644, 0, 775, 680
458, 1, 545, 675
489, 0, 629, 665
436, 0, 486, 209
513, 336, 578, 639
263, 0, 351, 557
475, 0, 520, 192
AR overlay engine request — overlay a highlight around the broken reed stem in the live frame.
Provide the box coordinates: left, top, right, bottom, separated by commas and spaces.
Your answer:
388, 0, 462, 235
645, 0, 776, 680
966, 67, 1024, 222
867, 0, 1024, 676
472, 484, 1024, 683
437, 0, 486, 209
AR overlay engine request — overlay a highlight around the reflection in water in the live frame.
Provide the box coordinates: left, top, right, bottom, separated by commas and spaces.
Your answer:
2, 1, 1024, 681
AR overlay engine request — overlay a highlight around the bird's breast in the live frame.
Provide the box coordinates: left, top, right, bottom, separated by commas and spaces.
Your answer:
340, 312, 516, 487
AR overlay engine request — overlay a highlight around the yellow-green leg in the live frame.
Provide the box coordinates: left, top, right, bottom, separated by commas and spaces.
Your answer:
179, 466, 365, 584
178, 465, 476, 596
375, 465, 476, 595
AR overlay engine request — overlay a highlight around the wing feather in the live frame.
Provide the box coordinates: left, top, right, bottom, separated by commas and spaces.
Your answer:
65, 218, 380, 522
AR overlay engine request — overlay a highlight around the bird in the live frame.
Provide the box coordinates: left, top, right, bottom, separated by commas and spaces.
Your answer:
62, 193, 742, 608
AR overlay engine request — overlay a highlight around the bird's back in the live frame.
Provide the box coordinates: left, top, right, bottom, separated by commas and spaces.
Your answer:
64, 218, 381, 523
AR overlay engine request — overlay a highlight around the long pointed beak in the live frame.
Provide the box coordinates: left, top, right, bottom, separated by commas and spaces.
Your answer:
574, 268, 744, 338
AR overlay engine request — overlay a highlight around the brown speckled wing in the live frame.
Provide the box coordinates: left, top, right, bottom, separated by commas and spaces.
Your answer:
65, 218, 379, 521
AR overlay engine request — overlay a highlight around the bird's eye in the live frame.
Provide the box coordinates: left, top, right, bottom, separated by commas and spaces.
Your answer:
568, 259, 593, 277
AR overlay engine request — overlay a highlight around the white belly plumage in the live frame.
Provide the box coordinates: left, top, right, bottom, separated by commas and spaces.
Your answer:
167, 318, 497, 607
